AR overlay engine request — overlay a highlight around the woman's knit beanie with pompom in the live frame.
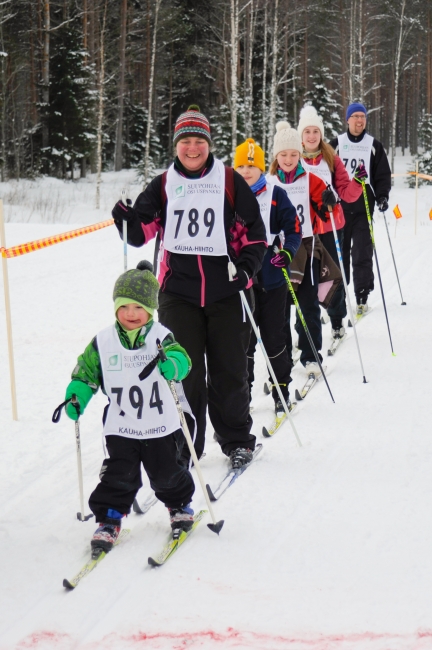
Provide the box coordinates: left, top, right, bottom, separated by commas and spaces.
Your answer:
173, 104, 211, 146
297, 105, 325, 140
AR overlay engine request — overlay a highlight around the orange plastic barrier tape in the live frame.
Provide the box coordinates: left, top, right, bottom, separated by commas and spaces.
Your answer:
393, 205, 402, 219
429, 209, 432, 221
391, 172, 432, 180
0, 219, 114, 259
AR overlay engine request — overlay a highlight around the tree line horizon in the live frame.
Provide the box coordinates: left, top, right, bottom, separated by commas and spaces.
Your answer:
0, 0, 430, 184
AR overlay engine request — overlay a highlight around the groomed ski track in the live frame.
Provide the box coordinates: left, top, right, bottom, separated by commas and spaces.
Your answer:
0, 166, 431, 649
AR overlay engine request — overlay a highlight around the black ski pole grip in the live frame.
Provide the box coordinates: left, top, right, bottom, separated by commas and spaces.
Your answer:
156, 338, 167, 362
71, 394, 81, 418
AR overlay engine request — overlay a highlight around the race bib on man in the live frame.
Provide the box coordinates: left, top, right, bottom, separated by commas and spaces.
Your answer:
337, 133, 373, 184
164, 160, 227, 256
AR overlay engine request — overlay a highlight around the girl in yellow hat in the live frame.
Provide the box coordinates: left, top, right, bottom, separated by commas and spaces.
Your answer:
234, 138, 301, 415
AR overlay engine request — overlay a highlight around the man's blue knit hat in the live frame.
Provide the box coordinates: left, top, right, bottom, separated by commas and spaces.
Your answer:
346, 102, 367, 121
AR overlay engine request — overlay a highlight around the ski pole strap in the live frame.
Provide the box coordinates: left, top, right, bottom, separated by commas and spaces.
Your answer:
138, 356, 159, 381
52, 394, 80, 423
52, 398, 72, 423
138, 339, 167, 381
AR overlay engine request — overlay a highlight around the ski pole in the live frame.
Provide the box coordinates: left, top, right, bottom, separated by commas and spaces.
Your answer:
52, 396, 93, 522
361, 181, 396, 355
326, 195, 367, 383
227, 262, 303, 446
71, 396, 94, 522
156, 339, 224, 535
121, 189, 128, 272
382, 210, 406, 305
280, 265, 335, 403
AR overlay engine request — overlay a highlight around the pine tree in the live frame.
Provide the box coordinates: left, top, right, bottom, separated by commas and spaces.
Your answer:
303, 66, 343, 139
45, 17, 96, 178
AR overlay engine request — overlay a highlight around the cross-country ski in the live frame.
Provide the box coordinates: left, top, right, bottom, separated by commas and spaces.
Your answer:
148, 510, 207, 567
206, 445, 264, 501
63, 529, 131, 590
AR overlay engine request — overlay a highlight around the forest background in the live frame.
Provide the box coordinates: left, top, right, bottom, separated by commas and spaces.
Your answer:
1, 0, 431, 188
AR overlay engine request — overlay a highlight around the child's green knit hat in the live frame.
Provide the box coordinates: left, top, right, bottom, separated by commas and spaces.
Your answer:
113, 260, 159, 317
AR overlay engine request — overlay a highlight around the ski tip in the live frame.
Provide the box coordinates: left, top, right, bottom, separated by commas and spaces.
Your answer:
348, 319, 353, 327
294, 389, 303, 401
263, 382, 270, 395
148, 557, 161, 568
262, 426, 270, 438
327, 349, 333, 357
207, 519, 224, 535
63, 579, 75, 590
206, 483, 217, 502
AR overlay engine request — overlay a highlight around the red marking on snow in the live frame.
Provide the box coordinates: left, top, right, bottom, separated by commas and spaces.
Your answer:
16, 630, 71, 648
84, 628, 432, 649
13, 628, 432, 649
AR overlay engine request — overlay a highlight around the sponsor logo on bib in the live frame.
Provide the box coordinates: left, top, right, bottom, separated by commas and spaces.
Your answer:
172, 184, 185, 198
107, 354, 121, 371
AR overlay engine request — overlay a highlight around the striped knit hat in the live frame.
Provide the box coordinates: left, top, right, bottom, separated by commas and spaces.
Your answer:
173, 104, 211, 146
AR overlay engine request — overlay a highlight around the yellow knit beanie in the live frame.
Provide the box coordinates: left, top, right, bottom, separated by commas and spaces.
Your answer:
233, 138, 265, 172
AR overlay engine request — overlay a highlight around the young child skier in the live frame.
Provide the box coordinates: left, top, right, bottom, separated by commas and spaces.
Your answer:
63, 261, 195, 556
268, 121, 341, 374
233, 138, 301, 413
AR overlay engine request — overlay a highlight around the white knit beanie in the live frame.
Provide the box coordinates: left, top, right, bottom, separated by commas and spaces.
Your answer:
297, 104, 325, 140
273, 121, 303, 158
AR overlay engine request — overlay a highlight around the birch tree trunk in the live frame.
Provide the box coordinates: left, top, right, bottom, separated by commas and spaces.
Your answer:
292, 2, 297, 125
358, 0, 363, 101
96, 0, 108, 209
349, 0, 355, 101
230, 0, 239, 162
42, 0, 50, 149
268, 0, 279, 160
0, 20, 6, 181
427, 8, 431, 115
391, 0, 406, 174
261, 2, 268, 152
114, 0, 127, 172
244, 0, 256, 139
143, 0, 161, 187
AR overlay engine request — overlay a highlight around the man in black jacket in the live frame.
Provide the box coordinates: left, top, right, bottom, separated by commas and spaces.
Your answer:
330, 102, 391, 313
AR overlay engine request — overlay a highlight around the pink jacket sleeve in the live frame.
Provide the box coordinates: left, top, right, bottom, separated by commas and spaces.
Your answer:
333, 155, 363, 203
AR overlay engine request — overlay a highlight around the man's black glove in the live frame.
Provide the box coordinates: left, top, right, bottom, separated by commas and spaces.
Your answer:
377, 197, 389, 212
112, 199, 137, 222
322, 187, 337, 208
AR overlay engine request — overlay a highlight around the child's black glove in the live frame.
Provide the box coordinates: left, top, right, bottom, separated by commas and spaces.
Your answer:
322, 187, 337, 208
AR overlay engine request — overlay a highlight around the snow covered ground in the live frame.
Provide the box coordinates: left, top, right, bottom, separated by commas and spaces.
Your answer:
1, 156, 432, 650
